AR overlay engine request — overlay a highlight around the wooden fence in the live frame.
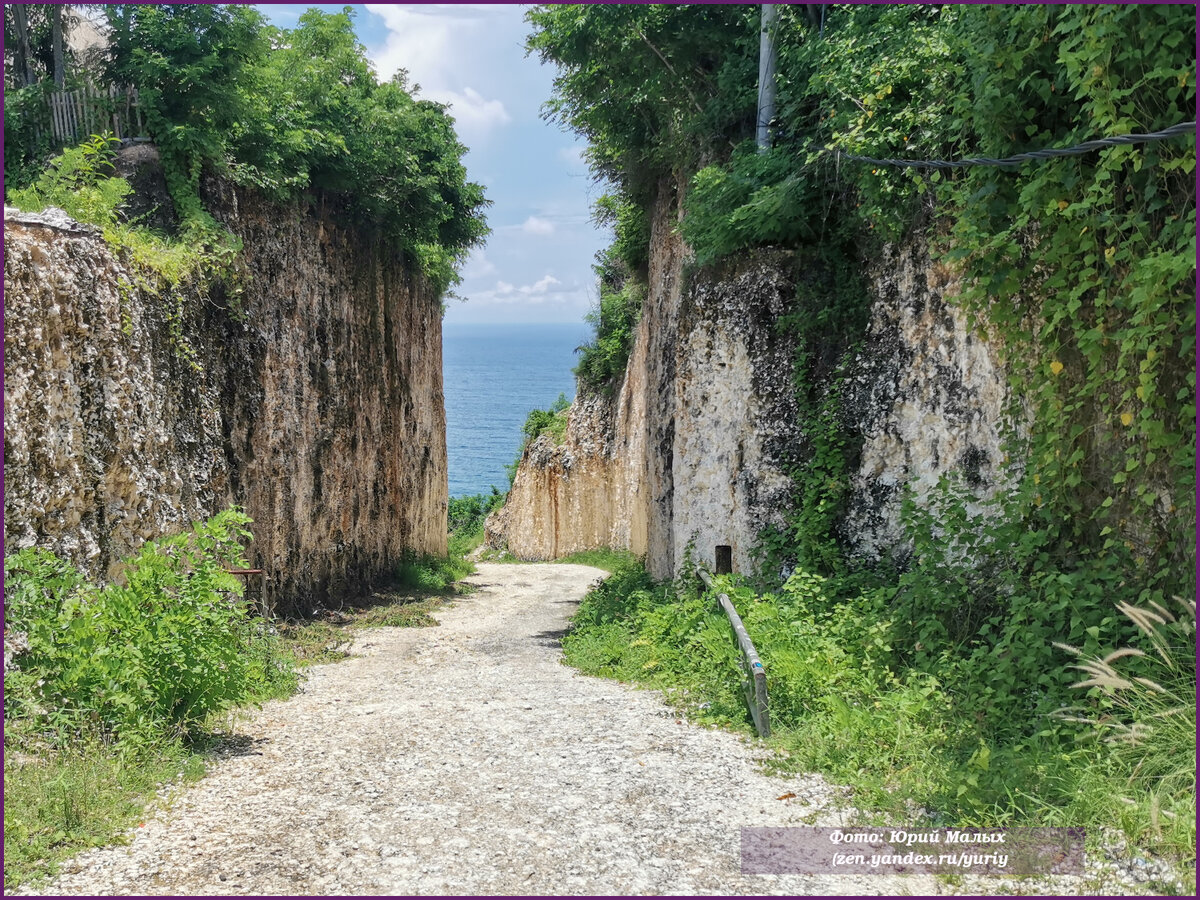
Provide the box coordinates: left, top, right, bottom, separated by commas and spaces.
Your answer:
696, 565, 771, 738
46, 82, 145, 144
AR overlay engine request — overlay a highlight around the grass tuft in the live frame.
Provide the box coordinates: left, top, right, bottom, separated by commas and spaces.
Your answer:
3, 738, 206, 890
553, 548, 640, 573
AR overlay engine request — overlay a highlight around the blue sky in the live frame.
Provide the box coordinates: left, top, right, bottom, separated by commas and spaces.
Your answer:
258, 3, 608, 325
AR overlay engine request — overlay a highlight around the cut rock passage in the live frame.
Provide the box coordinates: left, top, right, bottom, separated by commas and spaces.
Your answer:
21, 564, 963, 895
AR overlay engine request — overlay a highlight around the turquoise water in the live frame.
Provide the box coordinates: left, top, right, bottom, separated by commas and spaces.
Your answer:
442, 322, 590, 498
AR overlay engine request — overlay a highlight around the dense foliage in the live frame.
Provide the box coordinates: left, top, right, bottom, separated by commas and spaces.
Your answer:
7, 5, 488, 292
574, 278, 643, 394
448, 490, 507, 537
3, 509, 294, 748
565, 563, 1195, 860
532, 2, 1196, 857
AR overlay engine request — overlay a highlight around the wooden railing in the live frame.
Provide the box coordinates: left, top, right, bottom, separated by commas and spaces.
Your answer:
46, 82, 145, 144
696, 565, 771, 738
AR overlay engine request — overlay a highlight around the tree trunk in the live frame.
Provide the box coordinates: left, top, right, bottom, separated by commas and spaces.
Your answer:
13, 4, 35, 86
51, 4, 66, 88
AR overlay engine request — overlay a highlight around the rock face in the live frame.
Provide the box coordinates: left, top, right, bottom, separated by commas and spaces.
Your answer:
3, 184, 447, 617
491, 185, 1018, 579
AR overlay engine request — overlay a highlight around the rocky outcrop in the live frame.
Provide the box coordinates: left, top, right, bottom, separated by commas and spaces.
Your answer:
840, 244, 1020, 563
491, 183, 1018, 580
485, 390, 648, 561
3, 181, 446, 616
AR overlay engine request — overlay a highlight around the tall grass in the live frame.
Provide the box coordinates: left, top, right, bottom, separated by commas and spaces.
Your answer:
3, 509, 297, 890
4, 739, 206, 890
1054, 597, 1196, 852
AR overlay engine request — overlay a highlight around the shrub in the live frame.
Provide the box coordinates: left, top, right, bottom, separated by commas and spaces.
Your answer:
521, 393, 571, 446
3, 508, 293, 747
8, 132, 130, 227
574, 283, 642, 393
394, 552, 473, 594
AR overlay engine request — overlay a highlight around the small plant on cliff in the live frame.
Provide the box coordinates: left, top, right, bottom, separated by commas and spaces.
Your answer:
574, 280, 643, 395
8, 132, 130, 226
521, 393, 572, 447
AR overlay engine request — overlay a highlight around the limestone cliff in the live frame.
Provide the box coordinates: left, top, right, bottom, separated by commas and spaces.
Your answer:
490, 185, 1019, 579
3, 182, 447, 616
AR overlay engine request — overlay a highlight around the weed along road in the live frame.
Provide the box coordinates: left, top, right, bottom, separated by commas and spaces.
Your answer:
29, 563, 947, 896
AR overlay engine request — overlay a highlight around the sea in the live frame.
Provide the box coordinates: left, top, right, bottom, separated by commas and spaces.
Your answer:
442, 321, 591, 498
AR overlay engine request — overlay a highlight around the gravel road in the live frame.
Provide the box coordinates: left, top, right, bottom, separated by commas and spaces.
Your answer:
19, 563, 1181, 896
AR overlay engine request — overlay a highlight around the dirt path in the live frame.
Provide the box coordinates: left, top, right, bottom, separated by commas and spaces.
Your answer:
20, 563, 1050, 895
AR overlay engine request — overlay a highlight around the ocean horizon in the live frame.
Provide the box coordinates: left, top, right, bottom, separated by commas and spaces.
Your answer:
442, 321, 591, 498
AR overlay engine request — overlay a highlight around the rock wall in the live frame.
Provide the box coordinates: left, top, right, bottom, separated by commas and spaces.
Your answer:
3, 183, 447, 616
841, 244, 1020, 564
491, 183, 1018, 580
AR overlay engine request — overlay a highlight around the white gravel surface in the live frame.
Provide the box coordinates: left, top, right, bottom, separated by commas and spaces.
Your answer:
18, 563, 1189, 896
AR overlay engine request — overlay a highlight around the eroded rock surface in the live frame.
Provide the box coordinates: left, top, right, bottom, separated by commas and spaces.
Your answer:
491, 184, 1019, 578
3, 184, 447, 616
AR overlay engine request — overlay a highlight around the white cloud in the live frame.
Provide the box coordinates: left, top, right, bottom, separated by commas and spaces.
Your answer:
471, 274, 571, 306
363, 4, 510, 140
462, 249, 497, 279
521, 216, 556, 236
521, 274, 561, 294
428, 87, 511, 133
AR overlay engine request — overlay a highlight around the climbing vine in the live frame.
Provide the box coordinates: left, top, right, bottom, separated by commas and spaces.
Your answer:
532, 1, 1195, 750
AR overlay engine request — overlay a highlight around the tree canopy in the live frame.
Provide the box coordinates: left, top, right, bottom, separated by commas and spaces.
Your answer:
64, 4, 488, 289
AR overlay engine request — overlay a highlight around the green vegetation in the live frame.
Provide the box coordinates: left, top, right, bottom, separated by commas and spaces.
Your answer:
532, 2, 1195, 865
564, 564, 1196, 863
396, 552, 474, 595
554, 548, 640, 574
3, 508, 474, 889
2, 508, 295, 889
3, 738, 206, 891
502, 393, 572, 490
574, 278, 643, 394
447, 489, 506, 558
7, 5, 488, 294
8, 132, 244, 370
521, 392, 572, 447
3, 509, 293, 747
101, 4, 488, 289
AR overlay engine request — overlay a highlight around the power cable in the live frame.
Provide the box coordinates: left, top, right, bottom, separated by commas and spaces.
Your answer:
831, 121, 1196, 170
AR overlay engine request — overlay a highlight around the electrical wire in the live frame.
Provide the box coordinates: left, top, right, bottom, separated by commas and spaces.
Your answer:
831, 121, 1196, 170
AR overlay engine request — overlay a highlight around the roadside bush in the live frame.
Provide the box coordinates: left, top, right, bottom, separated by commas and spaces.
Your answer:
395, 552, 473, 593
3, 508, 293, 747
574, 284, 642, 393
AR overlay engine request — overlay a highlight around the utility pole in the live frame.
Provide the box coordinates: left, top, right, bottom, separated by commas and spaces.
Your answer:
756, 4, 778, 151
51, 5, 66, 88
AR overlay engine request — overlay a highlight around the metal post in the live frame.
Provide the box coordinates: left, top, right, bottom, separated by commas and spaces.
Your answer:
756, 4, 779, 151
715, 545, 733, 575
